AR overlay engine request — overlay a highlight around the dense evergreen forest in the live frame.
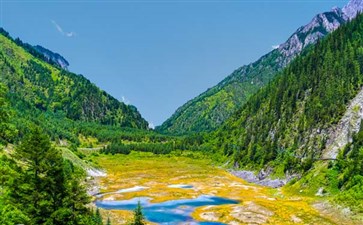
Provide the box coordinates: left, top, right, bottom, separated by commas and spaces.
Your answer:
210, 13, 363, 169
100, 132, 206, 155
198, 13, 363, 206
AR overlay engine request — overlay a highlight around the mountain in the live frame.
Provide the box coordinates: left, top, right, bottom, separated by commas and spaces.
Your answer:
2, 30, 71, 70
205, 12, 363, 210
0, 28, 149, 138
157, 0, 363, 134
33, 45, 69, 70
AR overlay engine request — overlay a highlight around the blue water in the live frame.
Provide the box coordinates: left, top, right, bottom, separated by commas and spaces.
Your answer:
95, 195, 239, 225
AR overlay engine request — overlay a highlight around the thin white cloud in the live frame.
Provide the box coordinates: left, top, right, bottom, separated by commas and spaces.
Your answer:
272, 44, 280, 49
51, 20, 76, 38
66, 32, 76, 37
51, 20, 63, 33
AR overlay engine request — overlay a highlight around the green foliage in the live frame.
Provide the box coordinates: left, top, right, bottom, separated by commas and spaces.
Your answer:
0, 155, 31, 225
288, 123, 363, 212
101, 141, 173, 155
330, 122, 363, 211
74, 123, 171, 144
206, 14, 363, 172
99, 131, 215, 156
129, 201, 145, 225
0, 204, 30, 225
0, 83, 17, 143
0, 126, 105, 224
92, 208, 103, 225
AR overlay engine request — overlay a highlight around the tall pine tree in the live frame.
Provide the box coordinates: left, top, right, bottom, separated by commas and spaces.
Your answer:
12, 126, 65, 224
130, 201, 145, 225
0, 83, 16, 144
5, 126, 102, 225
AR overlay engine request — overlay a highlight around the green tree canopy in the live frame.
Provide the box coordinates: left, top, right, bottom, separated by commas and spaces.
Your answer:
130, 201, 145, 225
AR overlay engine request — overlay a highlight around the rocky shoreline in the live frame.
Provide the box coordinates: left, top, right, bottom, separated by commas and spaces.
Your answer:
86, 168, 106, 196
229, 169, 298, 188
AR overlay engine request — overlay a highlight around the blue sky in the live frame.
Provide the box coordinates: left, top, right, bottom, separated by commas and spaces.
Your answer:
1, 0, 346, 127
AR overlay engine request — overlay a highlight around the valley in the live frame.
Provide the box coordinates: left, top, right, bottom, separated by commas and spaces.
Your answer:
89, 151, 353, 225
1, 1, 363, 224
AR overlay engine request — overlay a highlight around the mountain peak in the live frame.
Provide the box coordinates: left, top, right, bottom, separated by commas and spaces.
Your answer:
278, 8, 345, 64
278, 0, 363, 63
343, 0, 363, 20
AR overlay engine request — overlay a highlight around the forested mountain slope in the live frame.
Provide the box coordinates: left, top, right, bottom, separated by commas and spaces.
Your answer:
158, 0, 363, 134
0, 85, 107, 224
207, 12, 363, 181
3, 29, 70, 70
0, 28, 148, 134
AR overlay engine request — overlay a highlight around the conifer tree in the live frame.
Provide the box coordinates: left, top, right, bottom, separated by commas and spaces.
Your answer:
12, 126, 64, 224
7, 126, 100, 225
0, 83, 16, 144
130, 201, 145, 225
94, 208, 103, 225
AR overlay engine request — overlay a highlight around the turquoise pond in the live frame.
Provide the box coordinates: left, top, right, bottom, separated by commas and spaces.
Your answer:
95, 195, 239, 224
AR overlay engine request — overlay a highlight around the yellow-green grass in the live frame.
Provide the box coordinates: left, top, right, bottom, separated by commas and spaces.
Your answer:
92, 151, 343, 225
78, 135, 106, 149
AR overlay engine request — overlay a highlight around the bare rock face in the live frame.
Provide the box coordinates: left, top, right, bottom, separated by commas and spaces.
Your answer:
278, 8, 345, 65
33, 45, 69, 70
278, 0, 363, 66
342, 0, 363, 20
315, 187, 325, 197
323, 88, 363, 159
230, 167, 299, 188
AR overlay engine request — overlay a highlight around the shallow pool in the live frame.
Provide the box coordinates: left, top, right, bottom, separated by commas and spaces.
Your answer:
95, 195, 239, 224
